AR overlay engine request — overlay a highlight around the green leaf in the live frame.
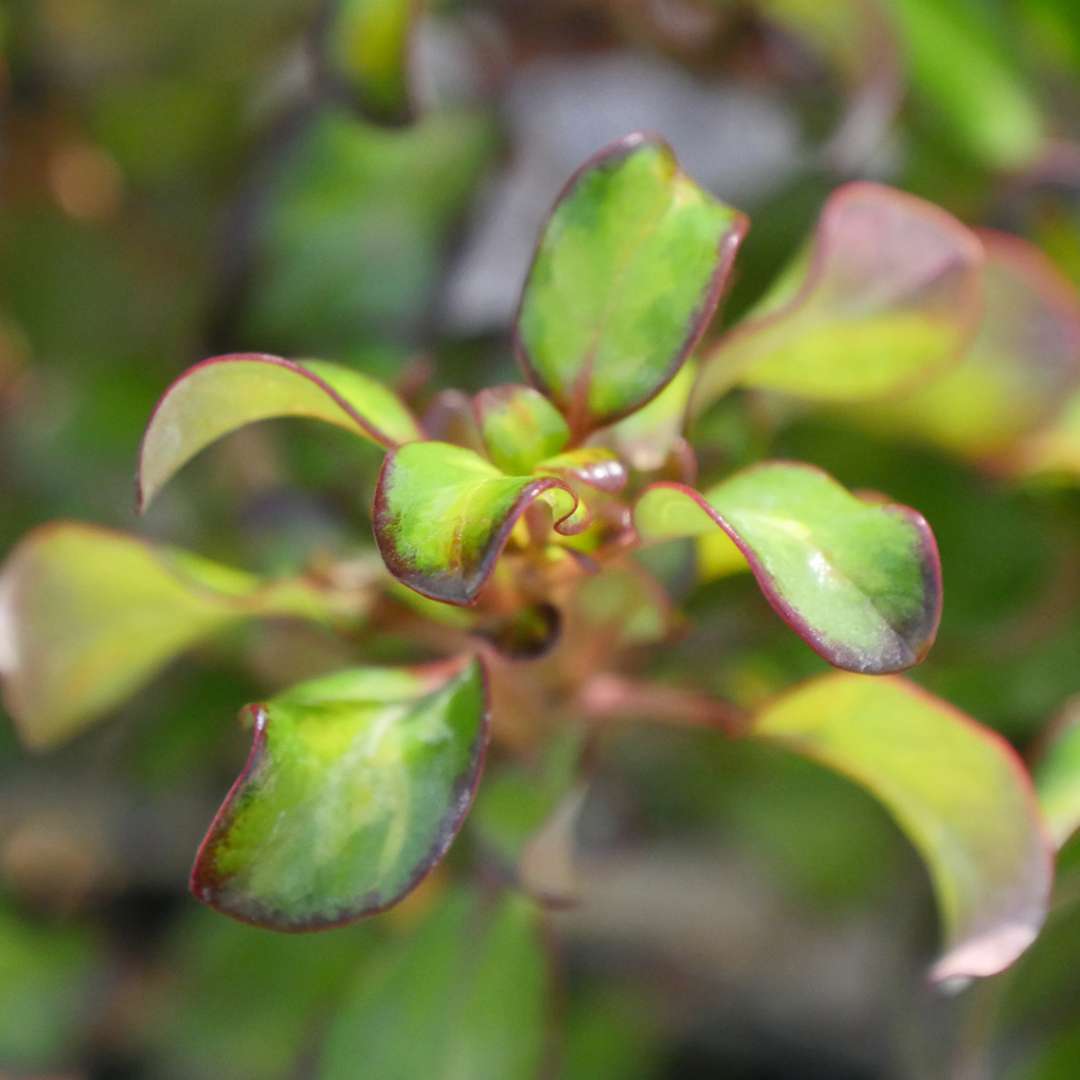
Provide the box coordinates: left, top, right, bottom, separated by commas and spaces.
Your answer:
606, 358, 696, 472
320, 887, 548, 1080
633, 463, 941, 674
471, 728, 585, 873
693, 182, 983, 410
138, 352, 422, 511
751, 673, 1052, 981
1034, 697, 1080, 849
191, 657, 489, 930
374, 441, 581, 605
0, 524, 346, 749
0, 903, 100, 1071
474, 384, 570, 474
891, 0, 1044, 170
148, 908, 377, 1080
317, 0, 420, 126
858, 230, 1080, 459
515, 132, 748, 435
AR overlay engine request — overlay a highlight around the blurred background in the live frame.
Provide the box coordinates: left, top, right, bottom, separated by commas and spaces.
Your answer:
4, 1, 1080, 1076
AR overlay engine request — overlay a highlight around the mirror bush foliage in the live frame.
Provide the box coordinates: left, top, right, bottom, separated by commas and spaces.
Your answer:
5, 0, 1080, 1075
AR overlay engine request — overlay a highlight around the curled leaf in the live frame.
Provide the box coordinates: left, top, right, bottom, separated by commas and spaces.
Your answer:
752, 674, 1052, 982
634, 463, 941, 674
1033, 697, 1080, 850
861, 230, 1080, 459
315, 0, 422, 126
534, 447, 628, 495
694, 182, 983, 410
0, 524, 345, 749
474, 385, 570, 474
192, 657, 489, 930
515, 132, 748, 435
138, 353, 422, 511
373, 441, 582, 605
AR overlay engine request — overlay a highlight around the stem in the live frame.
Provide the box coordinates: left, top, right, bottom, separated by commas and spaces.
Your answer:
577, 673, 749, 737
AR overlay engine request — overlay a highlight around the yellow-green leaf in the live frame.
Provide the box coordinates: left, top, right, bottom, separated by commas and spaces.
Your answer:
693, 182, 983, 409
138, 353, 422, 511
752, 674, 1052, 982
1034, 697, 1080, 850
374, 441, 581, 605
474, 384, 570, 475
859, 230, 1080, 459
316, 0, 421, 126
0, 524, 348, 749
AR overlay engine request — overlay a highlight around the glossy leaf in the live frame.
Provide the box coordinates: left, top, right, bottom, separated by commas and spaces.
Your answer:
633, 463, 941, 674
535, 447, 628, 495
515, 132, 747, 434
317, 0, 420, 126
374, 441, 581, 605
752, 674, 1053, 981
693, 182, 983, 409
474, 384, 570, 474
138, 353, 422, 511
0, 524, 344, 749
320, 887, 548, 1079
1034, 698, 1080, 849
191, 657, 488, 930
861, 231, 1080, 458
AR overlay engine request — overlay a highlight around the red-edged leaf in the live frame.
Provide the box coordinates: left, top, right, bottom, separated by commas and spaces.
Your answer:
515, 132, 748, 435
192, 656, 488, 930
373, 441, 583, 605
634, 463, 941, 674
752, 674, 1053, 982
693, 181, 983, 409
138, 353, 422, 511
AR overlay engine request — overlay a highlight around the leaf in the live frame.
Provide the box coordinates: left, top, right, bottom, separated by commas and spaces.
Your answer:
0, 524, 345, 749
693, 182, 983, 410
534, 447, 628, 495
1016, 386, 1080, 479
474, 384, 570, 474
245, 110, 498, 353
374, 441, 582, 605
1034, 697, 1080, 850
751, 673, 1053, 981
320, 887, 548, 1080
515, 132, 748, 435
471, 728, 585, 873
191, 657, 489, 930
633, 463, 941, 674
890, 0, 1044, 170
606, 359, 697, 472
138, 353, 422, 511
316, 0, 421, 126
149, 908, 376, 1080
859, 230, 1080, 459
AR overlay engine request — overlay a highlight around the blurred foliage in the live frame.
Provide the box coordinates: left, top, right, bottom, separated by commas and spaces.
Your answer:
5, 0, 1080, 1077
